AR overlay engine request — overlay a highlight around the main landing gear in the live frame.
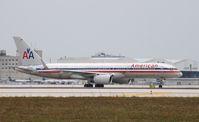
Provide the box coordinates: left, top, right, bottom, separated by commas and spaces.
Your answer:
95, 84, 104, 88
84, 84, 93, 88
84, 84, 104, 88
150, 78, 164, 88
156, 78, 165, 88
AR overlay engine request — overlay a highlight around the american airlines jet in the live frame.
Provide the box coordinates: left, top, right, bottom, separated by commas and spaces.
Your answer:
14, 36, 182, 88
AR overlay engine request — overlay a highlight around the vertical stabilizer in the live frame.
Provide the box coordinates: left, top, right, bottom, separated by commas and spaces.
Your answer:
13, 36, 43, 66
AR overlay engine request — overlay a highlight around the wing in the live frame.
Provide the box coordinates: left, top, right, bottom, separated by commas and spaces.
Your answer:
62, 70, 98, 77
37, 69, 106, 79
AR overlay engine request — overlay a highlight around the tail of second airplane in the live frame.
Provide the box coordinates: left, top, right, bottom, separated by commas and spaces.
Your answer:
13, 36, 43, 66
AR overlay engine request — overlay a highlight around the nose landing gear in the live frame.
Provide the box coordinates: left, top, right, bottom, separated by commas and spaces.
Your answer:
158, 84, 163, 88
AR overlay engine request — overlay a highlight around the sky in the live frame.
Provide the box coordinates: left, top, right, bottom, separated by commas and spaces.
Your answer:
0, 0, 199, 61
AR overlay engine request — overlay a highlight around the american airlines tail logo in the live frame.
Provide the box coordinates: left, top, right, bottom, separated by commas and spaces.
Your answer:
22, 48, 34, 59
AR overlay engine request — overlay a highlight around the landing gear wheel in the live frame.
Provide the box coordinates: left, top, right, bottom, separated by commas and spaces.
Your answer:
159, 84, 163, 88
95, 84, 104, 88
84, 84, 93, 88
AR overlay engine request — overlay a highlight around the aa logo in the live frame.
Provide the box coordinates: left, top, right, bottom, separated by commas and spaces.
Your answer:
22, 48, 34, 59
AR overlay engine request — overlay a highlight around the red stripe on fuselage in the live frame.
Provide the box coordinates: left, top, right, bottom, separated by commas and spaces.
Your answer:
83, 70, 180, 73
38, 70, 180, 74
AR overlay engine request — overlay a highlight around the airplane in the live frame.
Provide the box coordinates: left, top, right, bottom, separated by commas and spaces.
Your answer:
13, 36, 182, 88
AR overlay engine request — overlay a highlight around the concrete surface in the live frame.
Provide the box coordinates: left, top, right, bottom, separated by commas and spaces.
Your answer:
0, 85, 198, 97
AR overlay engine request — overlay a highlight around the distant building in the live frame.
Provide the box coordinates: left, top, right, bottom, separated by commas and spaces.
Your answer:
0, 49, 43, 80
57, 52, 138, 63
0, 50, 6, 56
91, 52, 125, 58
174, 59, 198, 71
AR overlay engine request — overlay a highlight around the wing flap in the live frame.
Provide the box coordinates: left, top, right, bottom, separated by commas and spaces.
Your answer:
38, 69, 101, 78
62, 70, 97, 77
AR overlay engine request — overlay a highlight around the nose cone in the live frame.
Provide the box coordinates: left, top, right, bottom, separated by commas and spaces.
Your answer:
178, 71, 183, 77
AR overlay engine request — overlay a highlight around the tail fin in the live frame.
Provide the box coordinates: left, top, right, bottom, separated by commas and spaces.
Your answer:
13, 36, 44, 66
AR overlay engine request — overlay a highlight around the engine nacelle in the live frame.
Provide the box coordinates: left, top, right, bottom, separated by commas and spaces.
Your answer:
93, 74, 113, 84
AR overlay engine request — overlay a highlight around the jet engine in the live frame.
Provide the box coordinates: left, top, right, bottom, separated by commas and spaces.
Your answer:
93, 74, 113, 84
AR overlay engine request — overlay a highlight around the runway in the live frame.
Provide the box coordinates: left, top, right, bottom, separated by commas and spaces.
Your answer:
0, 85, 199, 97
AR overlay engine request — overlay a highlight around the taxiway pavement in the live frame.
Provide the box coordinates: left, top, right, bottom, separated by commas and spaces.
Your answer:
0, 85, 198, 97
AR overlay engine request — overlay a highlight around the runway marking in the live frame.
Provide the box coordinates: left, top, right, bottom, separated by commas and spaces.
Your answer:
122, 92, 170, 97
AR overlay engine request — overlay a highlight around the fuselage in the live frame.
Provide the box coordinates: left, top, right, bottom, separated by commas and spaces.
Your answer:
17, 63, 183, 80
13, 36, 183, 86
